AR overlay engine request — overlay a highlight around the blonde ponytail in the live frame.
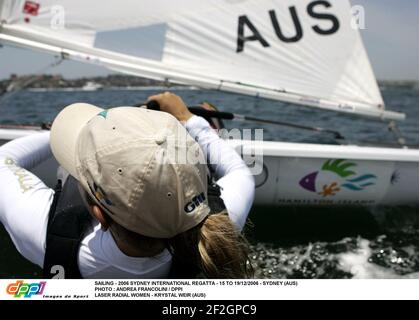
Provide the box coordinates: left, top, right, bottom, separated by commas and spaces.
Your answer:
168, 213, 253, 278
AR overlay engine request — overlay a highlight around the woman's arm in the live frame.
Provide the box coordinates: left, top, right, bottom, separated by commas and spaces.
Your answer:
0, 132, 54, 266
185, 116, 255, 231
147, 92, 255, 230
0, 132, 52, 169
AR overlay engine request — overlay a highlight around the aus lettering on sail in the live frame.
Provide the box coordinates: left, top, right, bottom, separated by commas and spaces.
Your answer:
237, 0, 340, 53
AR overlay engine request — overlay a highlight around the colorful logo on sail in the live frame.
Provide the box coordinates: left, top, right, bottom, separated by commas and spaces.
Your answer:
299, 159, 377, 197
6, 280, 46, 298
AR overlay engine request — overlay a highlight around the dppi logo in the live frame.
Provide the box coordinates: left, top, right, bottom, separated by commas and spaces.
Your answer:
6, 280, 46, 298
299, 159, 377, 197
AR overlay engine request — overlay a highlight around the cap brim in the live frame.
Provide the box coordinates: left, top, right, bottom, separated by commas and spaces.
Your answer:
50, 103, 103, 179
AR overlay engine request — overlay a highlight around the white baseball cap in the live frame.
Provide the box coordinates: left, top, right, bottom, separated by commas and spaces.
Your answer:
50, 103, 210, 238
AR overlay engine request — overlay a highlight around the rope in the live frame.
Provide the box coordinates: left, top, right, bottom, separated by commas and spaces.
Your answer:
0, 57, 64, 105
388, 121, 407, 147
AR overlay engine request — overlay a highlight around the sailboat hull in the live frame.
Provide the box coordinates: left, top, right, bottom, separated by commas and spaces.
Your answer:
1, 128, 419, 207
248, 150, 419, 207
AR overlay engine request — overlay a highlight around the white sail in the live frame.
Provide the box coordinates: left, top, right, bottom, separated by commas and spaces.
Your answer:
0, 0, 405, 120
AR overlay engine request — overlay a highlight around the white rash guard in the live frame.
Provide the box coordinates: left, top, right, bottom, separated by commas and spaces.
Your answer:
0, 115, 254, 278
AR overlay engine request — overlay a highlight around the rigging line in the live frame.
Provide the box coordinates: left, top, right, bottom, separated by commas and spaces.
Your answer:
253, 92, 261, 110
0, 56, 64, 105
217, 80, 224, 91
241, 115, 345, 140
388, 121, 407, 147
141, 101, 345, 140
163, 77, 170, 88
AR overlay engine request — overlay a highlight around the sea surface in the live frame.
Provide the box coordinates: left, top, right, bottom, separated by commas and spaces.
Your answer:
0, 84, 419, 279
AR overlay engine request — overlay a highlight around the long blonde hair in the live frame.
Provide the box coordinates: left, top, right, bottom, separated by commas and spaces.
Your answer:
168, 213, 254, 278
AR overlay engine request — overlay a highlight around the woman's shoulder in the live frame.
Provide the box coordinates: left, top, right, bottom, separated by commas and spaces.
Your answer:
78, 223, 172, 278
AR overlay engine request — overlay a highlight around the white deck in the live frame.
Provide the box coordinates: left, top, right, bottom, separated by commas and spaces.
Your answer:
227, 139, 419, 162
3, 127, 419, 163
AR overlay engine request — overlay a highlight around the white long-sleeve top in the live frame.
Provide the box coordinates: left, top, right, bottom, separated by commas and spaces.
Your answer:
0, 116, 254, 278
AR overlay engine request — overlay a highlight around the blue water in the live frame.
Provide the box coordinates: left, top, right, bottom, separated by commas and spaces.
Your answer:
0, 85, 419, 278
2, 85, 419, 144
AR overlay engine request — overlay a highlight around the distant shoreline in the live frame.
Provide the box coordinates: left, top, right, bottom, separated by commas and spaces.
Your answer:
1, 74, 418, 93
27, 85, 199, 92
0, 74, 170, 93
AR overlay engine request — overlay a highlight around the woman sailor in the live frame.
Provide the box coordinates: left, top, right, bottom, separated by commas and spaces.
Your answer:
0, 92, 255, 278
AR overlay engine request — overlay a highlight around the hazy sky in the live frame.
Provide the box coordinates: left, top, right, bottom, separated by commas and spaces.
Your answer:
0, 0, 418, 81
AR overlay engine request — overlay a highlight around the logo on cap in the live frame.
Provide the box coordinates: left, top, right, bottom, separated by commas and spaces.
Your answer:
184, 193, 206, 214
88, 181, 114, 207
97, 110, 109, 119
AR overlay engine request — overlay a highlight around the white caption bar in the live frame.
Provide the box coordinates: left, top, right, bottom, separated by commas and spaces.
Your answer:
1, 279, 419, 300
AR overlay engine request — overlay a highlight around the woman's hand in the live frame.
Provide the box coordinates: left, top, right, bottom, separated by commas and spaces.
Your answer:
147, 92, 193, 123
